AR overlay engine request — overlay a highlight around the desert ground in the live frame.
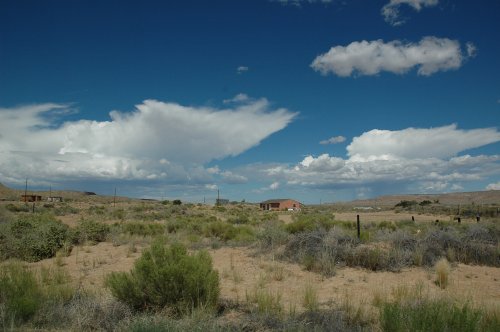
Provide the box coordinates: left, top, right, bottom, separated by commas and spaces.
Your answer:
1, 187, 499, 330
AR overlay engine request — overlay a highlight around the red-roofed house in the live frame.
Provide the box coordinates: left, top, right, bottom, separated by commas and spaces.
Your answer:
260, 199, 301, 211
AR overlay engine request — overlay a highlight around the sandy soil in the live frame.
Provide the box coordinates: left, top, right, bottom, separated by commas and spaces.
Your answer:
278, 211, 457, 224
333, 211, 453, 223
31, 243, 500, 313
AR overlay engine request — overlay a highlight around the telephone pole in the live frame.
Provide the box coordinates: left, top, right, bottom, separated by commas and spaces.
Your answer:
24, 178, 28, 205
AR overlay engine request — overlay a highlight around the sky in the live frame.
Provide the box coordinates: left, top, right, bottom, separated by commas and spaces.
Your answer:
0, 0, 499, 204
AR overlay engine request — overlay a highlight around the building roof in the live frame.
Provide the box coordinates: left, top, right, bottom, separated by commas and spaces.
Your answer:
260, 199, 299, 204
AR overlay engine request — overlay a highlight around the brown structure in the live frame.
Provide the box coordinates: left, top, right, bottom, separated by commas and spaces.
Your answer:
260, 199, 301, 211
21, 195, 42, 202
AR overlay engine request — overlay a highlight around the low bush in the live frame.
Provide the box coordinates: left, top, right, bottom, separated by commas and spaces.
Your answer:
379, 296, 499, 332
4, 203, 30, 213
116, 222, 165, 237
257, 220, 289, 250
53, 204, 79, 216
203, 221, 255, 243
111, 208, 126, 220
72, 220, 110, 244
33, 292, 131, 331
285, 218, 335, 234
0, 262, 42, 324
0, 214, 69, 262
0, 206, 13, 223
106, 241, 219, 314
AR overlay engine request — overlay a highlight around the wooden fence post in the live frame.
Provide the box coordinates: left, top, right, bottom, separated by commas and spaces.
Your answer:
357, 215, 360, 239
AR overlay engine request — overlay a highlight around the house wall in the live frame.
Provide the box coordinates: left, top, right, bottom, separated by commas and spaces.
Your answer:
21, 195, 42, 202
278, 200, 300, 210
260, 200, 300, 211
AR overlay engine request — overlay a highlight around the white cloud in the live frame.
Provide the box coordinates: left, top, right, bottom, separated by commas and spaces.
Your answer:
220, 171, 248, 184
205, 184, 218, 191
450, 184, 464, 191
269, 181, 280, 190
237, 66, 249, 74
206, 166, 220, 174
0, 98, 296, 184
223, 93, 250, 104
320, 135, 346, 145
486, 182, 500, 190
347, 124, 500, 160
382, 0, 439, 26
311, 37, 475, 77
262, 125, 500, 192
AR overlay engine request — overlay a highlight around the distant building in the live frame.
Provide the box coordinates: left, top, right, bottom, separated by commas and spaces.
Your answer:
260, 199, 301, 211
21, 195, 42, 202
47, 196, 63, 202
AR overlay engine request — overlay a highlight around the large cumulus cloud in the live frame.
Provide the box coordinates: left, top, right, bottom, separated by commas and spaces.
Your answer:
262, 125, 500, 193
0, 98, 296, 185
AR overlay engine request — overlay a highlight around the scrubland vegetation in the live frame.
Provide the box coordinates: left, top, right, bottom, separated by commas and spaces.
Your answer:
0, 198, 499, 331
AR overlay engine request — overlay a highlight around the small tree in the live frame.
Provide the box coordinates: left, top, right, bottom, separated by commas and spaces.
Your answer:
105, 241, 219, 313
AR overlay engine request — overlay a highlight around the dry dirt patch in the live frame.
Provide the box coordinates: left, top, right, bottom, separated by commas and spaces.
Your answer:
30, 243, 500, 312
210, 247, 500, 311
334, 211, 452, 223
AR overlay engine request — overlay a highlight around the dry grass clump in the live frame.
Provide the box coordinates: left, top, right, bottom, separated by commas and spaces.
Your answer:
377, 284, 500, 332
245, 287, 284, 316
434, 258, 451, 289
302, 283, 319, 312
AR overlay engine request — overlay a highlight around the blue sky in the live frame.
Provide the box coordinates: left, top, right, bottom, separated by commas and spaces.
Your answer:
1, 0, 499, 203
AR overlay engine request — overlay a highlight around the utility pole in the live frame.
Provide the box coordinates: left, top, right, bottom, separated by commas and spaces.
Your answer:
24, 178, 28, 205
113, 187, 117, 207
217, 188, 220, 206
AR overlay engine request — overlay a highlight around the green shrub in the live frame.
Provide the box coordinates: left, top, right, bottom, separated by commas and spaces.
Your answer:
202, 221, 230, 240
53, 204, 79, 216
117, 222, 164, 237
227, 214, 251, 225
202, 221, 255, 243
379, 297, 499, 332
106, 241, 219, 314
285, 217, 335, 234
257, 221, 288, 249
4, 203, 30, 213
0, 262, 42, 324
394, 200, 418, 209
72, 220, 110, 244
88, 205, 107, 215
166, 219, 185, 233
111, 209, 126, 220
0, 214, 69, 262
377, 221, 397, 231
0, 206, 13, 223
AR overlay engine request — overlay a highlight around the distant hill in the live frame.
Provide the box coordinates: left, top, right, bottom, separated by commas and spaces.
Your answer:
0, 182, 17, 200
0, 182, 130, 203
339, 191, 500, 207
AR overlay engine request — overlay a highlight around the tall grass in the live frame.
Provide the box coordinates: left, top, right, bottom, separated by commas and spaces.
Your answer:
0, 262, 42, 325
377, 285, 500, 332
435, 258, 451, 289
303, 283, 319, 312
